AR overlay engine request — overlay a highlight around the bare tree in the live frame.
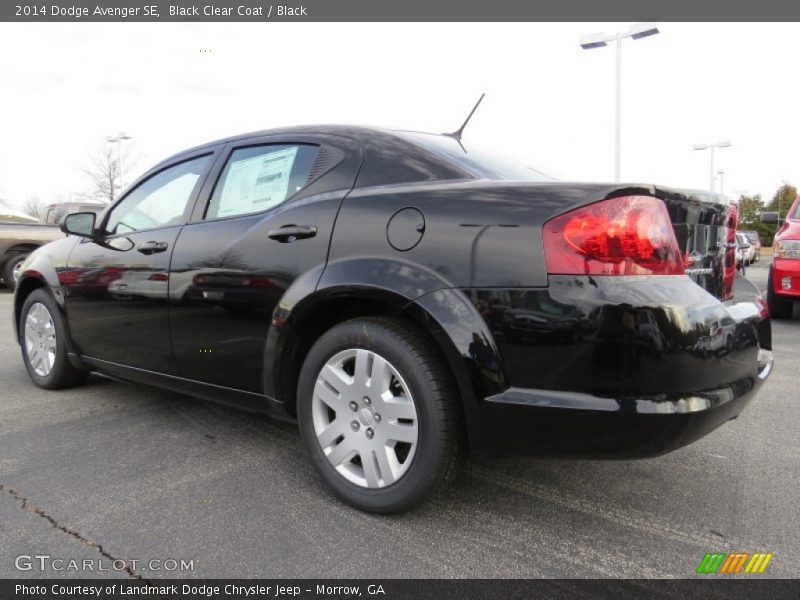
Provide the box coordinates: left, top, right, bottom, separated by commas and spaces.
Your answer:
23, 195, 45, 220
80, 140, 135, 204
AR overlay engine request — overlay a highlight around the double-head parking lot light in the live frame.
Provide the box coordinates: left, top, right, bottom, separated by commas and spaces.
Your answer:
694, 141, 732, 191
579, 23, 660, 183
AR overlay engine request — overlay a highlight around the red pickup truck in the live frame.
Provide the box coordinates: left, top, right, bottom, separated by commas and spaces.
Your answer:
764, 196, 800, 318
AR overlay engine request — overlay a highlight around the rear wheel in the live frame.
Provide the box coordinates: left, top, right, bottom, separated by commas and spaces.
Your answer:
19, 289, 88, 389
3, 253, 29, 290
767, 268, 793, 319
297, 317, 462, 513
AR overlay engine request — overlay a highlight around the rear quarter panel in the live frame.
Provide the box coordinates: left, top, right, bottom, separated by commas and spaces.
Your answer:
326, 180, 631, 289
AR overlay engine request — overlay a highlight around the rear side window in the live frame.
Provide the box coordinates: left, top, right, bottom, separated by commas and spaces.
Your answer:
205, 144, 319, 220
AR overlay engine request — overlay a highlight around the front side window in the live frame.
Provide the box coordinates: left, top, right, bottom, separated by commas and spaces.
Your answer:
205, 144, 319, 220
105, 155, 211, 235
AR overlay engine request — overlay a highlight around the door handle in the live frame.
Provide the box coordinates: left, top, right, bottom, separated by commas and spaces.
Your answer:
137, 241, 168, 255
267, 225, 317, 243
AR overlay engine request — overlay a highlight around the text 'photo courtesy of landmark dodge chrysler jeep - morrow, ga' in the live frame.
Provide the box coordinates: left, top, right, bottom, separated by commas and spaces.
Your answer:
13, 125, 773, 513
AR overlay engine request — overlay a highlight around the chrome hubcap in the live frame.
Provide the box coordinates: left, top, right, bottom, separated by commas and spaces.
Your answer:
12, 258, 24, 283
24, 302, 56, 377
312, 349, 418, 488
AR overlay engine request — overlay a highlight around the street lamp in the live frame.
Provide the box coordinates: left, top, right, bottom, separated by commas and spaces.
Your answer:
717, 169, 725, 194
105, 132, 132, 197
579, 22, 660, 183
693, 141, 731, 192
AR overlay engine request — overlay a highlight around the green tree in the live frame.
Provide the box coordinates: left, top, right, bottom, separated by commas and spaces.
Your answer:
737, 194, 764, 227
765, 182, 797, 221
749, 182, 798, 247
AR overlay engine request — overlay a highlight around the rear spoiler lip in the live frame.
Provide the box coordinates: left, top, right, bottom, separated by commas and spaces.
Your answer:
652, 184, 733, 207
568, 183, 732, 208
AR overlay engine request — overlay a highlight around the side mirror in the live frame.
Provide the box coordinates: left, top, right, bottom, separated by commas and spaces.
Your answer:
761, 211, 779, 224
61, 212, 96, 238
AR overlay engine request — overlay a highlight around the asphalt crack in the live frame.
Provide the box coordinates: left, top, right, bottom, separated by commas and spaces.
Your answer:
0, 484, 147, 581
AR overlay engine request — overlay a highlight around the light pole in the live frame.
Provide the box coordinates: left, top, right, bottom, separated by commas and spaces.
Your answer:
105, 132, 132, 200
693, 141, 731, 192
579, 22, 660, 183
717, 169, 725, 193
779, 179, 790, 225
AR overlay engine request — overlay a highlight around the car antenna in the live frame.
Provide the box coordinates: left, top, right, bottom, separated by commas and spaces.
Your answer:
443, 93, 485, 142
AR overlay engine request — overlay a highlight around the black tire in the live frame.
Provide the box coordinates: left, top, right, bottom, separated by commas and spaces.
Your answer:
767, 268, 793, 320
19, 288, 88, 389
297, 317, 463, 513
3, 253, 29, 291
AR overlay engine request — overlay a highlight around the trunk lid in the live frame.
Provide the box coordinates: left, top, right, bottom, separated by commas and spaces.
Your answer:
655, 186, 734, 300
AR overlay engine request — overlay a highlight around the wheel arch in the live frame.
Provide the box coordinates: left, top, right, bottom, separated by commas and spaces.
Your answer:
265, 262, 509, 456
3, 242, 41, 261
266, 286, 434, 415
13, 249, 68, 343
14, 276, 47, 340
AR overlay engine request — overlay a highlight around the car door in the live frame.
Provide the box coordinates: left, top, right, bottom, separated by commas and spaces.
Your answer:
65, 151, 216, 373
168, 134, 362, 393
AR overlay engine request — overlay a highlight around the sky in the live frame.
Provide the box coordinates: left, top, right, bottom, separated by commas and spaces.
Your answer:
0, 22, 798, 207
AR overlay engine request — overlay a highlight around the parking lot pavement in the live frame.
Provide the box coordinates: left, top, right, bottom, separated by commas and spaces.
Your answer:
0, 263, 798, 580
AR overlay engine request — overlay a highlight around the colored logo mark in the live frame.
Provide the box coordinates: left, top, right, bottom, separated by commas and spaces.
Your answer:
696, 552, 773, 574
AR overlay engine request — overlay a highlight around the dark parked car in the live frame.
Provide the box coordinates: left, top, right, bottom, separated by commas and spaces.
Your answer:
13, 126, 773, 512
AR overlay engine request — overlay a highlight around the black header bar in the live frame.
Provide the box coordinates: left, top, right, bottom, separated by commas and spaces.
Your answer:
3, 579, 800, 600
3, 0, 800, 22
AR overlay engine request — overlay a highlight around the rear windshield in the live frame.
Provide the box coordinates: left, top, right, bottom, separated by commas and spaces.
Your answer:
399, 132, 554, 182
741, 231, 759, 243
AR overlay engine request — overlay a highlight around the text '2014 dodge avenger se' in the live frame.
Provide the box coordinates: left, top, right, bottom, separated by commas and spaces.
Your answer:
13, 126, 773, 512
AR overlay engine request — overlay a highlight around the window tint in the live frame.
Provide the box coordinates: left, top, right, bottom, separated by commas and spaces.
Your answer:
205, 144, 319, 220
105, 155, 211, 235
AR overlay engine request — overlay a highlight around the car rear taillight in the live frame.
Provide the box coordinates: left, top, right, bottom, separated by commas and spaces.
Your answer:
543, 195, 685, 276
722, 202, 738, 299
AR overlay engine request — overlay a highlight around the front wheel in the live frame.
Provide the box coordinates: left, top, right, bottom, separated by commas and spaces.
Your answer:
297, 317, 463, 513
19, 289, 88, 389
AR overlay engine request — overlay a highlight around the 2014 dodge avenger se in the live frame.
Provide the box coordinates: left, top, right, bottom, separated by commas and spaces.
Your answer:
13, 125, 773, 512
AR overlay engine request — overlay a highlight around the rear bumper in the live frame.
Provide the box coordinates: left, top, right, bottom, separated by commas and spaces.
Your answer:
772, 259, 800, 299
478, 354, 770, 458
462, 274, 772, 458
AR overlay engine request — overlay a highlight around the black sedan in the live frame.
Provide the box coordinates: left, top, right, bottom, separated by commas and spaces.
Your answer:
13, 126, 773, 512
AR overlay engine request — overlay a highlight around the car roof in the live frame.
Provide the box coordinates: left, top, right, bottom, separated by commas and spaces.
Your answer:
168, 124, 420, 158
155, 125, 475, 188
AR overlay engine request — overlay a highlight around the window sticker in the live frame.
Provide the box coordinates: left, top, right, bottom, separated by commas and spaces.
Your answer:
217, 147, 298, 217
